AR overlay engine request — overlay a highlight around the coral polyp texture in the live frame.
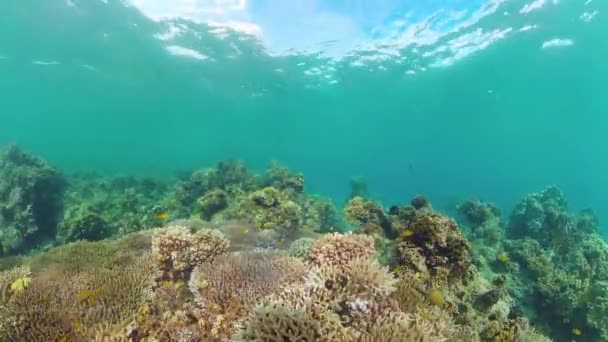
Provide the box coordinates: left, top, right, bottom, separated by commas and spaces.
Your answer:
2, 146, 605, 341
306, 232, 376, 267
152, 224, 229, 280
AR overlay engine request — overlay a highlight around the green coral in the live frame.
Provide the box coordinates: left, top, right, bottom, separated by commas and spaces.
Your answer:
0, 145, 67, 254
58, 204, 112, 242
197, 189, 228, 220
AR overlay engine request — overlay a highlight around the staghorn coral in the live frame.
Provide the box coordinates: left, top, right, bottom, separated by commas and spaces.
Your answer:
362, 308, 475, 342
0, 144, 67, 254
307, 232, 376, 267
152, 225, 229, 280
188, 251, 306, 313
0, 253, 157, 342
232, 299, 348, 342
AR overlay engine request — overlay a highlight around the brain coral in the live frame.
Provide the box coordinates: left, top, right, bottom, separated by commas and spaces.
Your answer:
152, 225, 229, 280
307, 232, 376, 267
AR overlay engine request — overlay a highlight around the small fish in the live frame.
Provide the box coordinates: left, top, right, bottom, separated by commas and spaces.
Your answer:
401, 229, 415, 238
276, 238, 285, 246
572, 328, 582, 336
155, 212, 169, 220
392, 268, 401, 274
239, 229, 249, 236
497, 253, 510, 264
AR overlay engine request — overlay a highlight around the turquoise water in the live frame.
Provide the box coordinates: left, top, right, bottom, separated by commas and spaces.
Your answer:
0, 0, 606, 225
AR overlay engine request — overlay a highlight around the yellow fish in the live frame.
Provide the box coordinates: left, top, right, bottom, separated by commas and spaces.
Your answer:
497, 253, 510, 264
572, 328, 582, 336
155, 212, 169, 220
392, 268, 401, 274
401, 229, 415, 238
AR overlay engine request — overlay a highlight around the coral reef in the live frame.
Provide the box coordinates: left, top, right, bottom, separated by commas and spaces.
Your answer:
287, 237, 315, 259
457, 198, 504, 246
58, 204, 112, 242
307, 232, 376, 267
0, 145, 67, 254
152, 225, 229, 280
392, 202, 473, 285
344, 196, 393, 237
189, 251, 306, 313
505, 186, 608, 341
0, 251, 157, 341
0, 146, 590, 341
63, 171, 172, 237
197, 189, 228, 220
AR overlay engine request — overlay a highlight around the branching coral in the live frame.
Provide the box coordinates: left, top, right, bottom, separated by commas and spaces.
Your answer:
233, 299, 347, 342
152, 225, 229, 280
188, 251, 306, 313
307, 232, 376, 267
0, 253, 157, 341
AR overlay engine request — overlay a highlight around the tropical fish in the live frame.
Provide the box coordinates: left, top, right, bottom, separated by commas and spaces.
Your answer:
401, 229, 415, 238
572, 328, 582, 336
155, 212, 169, 220
497, 252, 510, 264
